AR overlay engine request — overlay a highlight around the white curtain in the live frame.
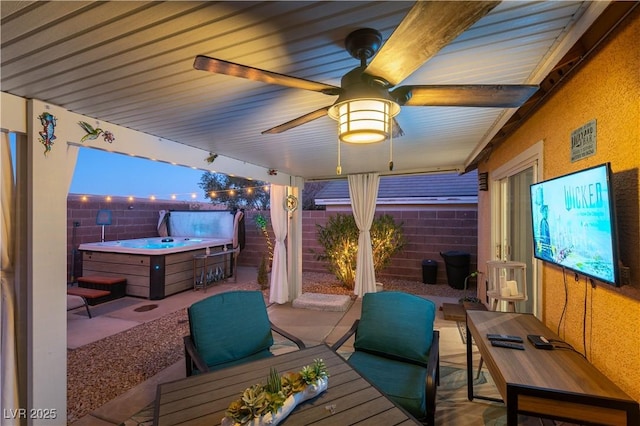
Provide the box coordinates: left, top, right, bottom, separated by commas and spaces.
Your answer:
1, 131, 19, 425
269, 185, 289, 304
348, 173, 380, 296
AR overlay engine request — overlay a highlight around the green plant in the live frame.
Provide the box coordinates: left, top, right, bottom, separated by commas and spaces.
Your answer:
314, 213, 405, 290
266, 368, 282, 394
265, 368, 286, 414
257, 255, 269, 289
239, 384, 269, 420
300, 359, 329, 384
281, 372, 306, 397
254, 213, 273, 263
371, 214, 406, 273
224, 360, 329, 424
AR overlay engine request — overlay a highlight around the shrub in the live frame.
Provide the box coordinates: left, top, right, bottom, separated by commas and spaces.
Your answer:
315, 213, 405, 289
257, 255, 269, 289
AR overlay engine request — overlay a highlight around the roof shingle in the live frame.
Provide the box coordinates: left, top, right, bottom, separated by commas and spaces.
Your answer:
315, 171, 478, 202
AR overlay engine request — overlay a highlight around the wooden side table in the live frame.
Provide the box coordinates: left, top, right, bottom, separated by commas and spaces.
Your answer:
442, 301, 487, 322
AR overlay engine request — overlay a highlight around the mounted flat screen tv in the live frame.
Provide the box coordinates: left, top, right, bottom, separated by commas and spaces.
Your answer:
530, 163, 620, 286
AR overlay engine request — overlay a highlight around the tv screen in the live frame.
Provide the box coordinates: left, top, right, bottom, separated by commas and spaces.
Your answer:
530, 163, 619, 285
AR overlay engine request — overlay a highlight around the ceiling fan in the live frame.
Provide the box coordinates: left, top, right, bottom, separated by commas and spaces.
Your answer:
194, 1, 538, 144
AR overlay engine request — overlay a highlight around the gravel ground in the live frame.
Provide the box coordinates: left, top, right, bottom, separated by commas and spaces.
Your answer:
67, 272, 473, 423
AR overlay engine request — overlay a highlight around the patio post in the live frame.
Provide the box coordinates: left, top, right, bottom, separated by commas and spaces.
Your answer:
287, 179, 303, 300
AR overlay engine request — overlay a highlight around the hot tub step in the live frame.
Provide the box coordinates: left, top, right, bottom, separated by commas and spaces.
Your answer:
67, 287, 112, 306
77, 276, 127, 302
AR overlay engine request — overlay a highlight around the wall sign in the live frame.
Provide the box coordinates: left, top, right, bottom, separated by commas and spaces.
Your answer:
570, 119, 597, 162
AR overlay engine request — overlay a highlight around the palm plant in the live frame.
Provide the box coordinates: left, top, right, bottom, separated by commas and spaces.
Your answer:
254, 214, 273, 263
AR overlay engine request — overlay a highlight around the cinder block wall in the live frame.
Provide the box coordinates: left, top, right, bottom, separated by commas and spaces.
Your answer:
67, 195, 477, 285
66, 194, 222, 281
234, 208, 477, 284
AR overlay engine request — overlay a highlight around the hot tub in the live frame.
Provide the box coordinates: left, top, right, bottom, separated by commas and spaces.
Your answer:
79, 237, 232, 299
80, 237, 230, 255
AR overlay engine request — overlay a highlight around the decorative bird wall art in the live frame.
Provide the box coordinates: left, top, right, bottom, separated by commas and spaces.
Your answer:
78, 121, 115, 143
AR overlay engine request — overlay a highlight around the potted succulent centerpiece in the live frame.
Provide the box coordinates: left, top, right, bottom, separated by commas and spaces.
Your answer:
222, 359, 329, 426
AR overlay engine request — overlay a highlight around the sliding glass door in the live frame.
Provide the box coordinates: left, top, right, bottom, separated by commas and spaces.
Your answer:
491, 143, 542, 317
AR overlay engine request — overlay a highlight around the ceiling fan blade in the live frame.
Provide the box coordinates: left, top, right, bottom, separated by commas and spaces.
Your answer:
262, 106, 331, 134
393, 85, 539, 108
194, 55, 341, 96
365, 1, 500, 86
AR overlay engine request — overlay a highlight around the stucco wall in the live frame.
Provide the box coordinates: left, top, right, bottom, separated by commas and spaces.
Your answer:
478, 9, 640, 401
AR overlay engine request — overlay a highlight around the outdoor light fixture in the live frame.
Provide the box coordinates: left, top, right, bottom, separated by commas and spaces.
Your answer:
328, 97, 400, 144
328, 66, 401, 174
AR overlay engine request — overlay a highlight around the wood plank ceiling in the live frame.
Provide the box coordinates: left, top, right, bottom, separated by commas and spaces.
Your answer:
0, 1, 620, 180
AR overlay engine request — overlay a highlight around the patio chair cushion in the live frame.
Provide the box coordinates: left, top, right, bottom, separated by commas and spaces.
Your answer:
354, 291, 435, 366
348, 350, 429, 419
188, 291, 274, 370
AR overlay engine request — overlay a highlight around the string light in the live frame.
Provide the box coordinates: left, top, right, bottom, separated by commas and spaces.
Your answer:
75, 183, 273, 203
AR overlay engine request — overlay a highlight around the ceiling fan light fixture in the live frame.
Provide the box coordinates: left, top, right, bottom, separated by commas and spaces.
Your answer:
328, 97, 400, 144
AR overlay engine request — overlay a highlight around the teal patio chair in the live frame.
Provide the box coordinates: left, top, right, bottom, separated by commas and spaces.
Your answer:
184, 290, 305, 376
332, 291, 439, 425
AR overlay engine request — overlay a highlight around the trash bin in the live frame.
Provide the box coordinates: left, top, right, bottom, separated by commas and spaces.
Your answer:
439, 251, 471, 289
421, 260, 438, 284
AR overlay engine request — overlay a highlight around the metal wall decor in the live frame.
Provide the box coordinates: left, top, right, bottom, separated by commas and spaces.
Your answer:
285, 194, 299, 212
206, 152, 218, 163
78, 121, 115, 143
38, 112, 57, 155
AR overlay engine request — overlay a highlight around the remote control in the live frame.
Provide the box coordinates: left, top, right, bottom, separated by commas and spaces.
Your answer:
491, 340, 525, 350
486, 334, 523, 343
527, 334, 554, 350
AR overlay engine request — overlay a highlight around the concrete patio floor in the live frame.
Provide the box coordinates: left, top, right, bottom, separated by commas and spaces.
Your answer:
67, 266, 459, 425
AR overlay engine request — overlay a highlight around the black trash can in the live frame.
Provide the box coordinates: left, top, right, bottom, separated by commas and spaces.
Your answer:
439, 251, 471, 289
421, 260, 438, 284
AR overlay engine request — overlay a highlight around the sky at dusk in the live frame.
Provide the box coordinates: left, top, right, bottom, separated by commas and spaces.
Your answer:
70, 148, 210, 202
8, 134, 237, 203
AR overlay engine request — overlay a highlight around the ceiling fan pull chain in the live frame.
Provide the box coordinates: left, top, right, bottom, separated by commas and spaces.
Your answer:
336, 139, 342, 175
389, 120, 394, 171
